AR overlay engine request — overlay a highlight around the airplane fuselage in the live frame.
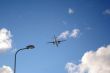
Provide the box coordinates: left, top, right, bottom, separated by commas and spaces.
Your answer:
49, 35, 65, 47
54, 37, 59, 46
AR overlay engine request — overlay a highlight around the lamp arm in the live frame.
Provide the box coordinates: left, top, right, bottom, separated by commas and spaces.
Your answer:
14, 48, 26, 73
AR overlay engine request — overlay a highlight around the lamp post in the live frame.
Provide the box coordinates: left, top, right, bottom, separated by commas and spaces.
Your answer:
14, 45, 35, 73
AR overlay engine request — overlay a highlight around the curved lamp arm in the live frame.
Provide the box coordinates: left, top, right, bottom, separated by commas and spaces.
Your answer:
15, 45, 35, 55
14, 45, 35, 73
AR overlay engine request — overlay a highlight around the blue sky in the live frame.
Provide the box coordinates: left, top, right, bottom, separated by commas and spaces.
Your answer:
0, 0, 110, 73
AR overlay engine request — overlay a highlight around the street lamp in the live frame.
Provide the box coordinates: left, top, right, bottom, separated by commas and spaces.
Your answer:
14, 45, 35, 73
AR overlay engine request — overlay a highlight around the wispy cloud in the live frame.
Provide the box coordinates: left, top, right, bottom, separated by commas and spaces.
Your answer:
58, 31, 69, 39
65, 44, 110, 73
70, 29, 80, 39
0, 28, 12, 52
65, 63, 79, 73
68, 8, 74, 15
58, 29, 80, 40
0, 65, 13, 73
103, 9, 110, 15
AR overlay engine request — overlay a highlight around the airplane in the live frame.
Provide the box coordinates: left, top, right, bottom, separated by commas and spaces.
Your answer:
48, 35, 65, 47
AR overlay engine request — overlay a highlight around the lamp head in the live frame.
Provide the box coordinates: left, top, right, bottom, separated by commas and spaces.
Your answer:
26, 45, 35, 49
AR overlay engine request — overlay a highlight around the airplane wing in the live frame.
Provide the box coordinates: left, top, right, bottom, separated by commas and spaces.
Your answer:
48, 42, 54, 43
58, 40, 66, 43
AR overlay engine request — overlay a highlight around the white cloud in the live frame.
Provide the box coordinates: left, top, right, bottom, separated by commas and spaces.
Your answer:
65, 63, 79, 73
65, 44, 110, 73
58, 29, 80, 40
58, 31, 69, 39
0, 65, 13, 73
68, 8, 74, 15
103, 9, 110, 15
0, 28, 12, 52
70, 29, 80, 39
